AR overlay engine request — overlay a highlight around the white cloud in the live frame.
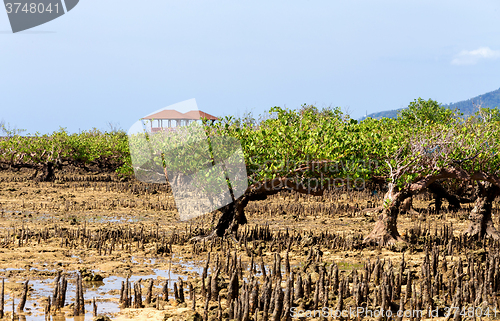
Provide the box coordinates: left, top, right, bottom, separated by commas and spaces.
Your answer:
451, 47, 500, 65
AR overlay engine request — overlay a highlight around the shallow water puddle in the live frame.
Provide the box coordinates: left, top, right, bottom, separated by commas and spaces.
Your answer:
87, 215, 148, 224
0, 259, 204, 321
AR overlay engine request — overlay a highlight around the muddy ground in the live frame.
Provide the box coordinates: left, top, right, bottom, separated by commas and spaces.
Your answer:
0, 168, 497, 320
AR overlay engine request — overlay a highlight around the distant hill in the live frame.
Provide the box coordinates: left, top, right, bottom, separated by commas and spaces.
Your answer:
361, 109, 401, 120
361, 87, 500, 120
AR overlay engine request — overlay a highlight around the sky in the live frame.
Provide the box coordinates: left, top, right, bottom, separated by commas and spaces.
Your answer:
1, 0, 500, 134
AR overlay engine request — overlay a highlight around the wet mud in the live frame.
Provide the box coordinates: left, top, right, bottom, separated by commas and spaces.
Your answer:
1, 170, 499, 320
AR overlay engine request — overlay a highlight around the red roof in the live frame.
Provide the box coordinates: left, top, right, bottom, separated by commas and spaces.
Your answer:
142, 110, 218, 120
183, 110, 218, 120
142, 110, 187, 120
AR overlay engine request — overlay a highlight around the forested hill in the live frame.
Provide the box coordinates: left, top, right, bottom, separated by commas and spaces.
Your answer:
361, 87, 500, 120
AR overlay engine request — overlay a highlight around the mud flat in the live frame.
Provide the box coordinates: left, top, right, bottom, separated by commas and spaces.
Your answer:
1, 170, 500, 320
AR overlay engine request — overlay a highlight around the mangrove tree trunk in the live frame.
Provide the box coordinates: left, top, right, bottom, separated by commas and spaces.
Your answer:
464, 181, 500, 240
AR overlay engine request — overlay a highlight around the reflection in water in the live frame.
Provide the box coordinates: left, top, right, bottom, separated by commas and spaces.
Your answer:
5, 259, 204, 321
46, 315, 86, 321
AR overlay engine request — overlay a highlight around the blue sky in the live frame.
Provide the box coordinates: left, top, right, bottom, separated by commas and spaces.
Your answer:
1, 0, 500, 134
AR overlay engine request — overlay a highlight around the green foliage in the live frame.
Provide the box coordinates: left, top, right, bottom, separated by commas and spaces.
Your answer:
0, 128, 130, 174
2, 97, 500, 195
205, 105, 376, 190
476, 107, 500, 122
397, 98, 458, 125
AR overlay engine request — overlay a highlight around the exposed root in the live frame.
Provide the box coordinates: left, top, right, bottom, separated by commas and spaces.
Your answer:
189, 228, 241, 244
464, 219, 500, 240
363, 219, 404, 246
399, 197, 419, 216
189, 230, 219, 243
362, 206, 384, 214
189, 214, 241, 244
463, 181, 500, 240
363, 203, 404, 247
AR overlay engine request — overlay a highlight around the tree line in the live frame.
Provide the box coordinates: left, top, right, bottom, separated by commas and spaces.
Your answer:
2, 99, 500, 246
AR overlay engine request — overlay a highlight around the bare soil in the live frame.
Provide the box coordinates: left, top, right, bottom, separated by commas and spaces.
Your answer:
0, 169, 497, 320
